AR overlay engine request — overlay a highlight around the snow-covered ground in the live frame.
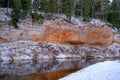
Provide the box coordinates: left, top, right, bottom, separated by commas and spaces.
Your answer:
60, 60, 120, 80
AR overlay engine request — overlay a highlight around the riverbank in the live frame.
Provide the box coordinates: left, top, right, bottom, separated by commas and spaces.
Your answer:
0, 41, 120, 62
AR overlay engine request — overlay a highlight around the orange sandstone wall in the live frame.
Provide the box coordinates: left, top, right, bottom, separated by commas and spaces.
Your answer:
40, 26, 114, 46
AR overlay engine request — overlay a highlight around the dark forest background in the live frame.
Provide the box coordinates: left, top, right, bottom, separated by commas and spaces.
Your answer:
0, 0, 120, 29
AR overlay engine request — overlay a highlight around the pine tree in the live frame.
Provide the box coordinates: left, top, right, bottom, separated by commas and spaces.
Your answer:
104, 0, 111, 21
56, 0, 62, 14
84, 0, 92, 20
11, 0, 31, 28
40, 0, 49, 13
41, 0, 57, 13
0, 0, 9, 7
62, 0, 74, 21
20, 0, 31, 18
11, 0, 21, 28
78, 0, 93, 21
116, 0, 120, 22
110, 0, 119, 27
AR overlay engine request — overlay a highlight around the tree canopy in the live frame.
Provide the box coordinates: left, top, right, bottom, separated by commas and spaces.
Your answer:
0, 0, 120, 29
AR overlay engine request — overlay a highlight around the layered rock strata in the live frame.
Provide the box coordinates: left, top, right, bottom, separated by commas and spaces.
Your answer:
0, 41, 120, 61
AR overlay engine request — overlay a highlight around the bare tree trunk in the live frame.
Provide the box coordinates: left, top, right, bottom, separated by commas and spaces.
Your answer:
72, 0, 76, 17
116, 0, 120, 21
101, 0, 105, 20
92, 1, 94, 18
80, 0, 84, 17
56, 0, 61, 14
7, 0, 10, 15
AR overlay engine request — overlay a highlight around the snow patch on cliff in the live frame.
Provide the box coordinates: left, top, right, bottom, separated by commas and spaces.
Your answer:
90, 19, 106, 26
71, 17, 85, 27
56, 54, 67, 59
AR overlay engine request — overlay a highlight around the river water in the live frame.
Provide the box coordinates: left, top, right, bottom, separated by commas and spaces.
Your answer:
0, 58, 119, 80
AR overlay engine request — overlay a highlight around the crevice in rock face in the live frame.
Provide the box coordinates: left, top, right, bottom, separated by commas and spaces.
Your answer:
0, 37, 8, 43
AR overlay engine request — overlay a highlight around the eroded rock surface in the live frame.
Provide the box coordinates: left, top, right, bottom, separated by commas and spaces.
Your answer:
0, 19, 115, 46
0, 41, 120, 61
114, 34, 120, 44
42, 25, 114, 46
0, 19, 120, 61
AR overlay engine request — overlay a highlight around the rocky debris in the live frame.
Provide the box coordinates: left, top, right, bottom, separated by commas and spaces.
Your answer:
107, 43, 120, 57
0, 41, 120, 61
0, 8, 11, 22
71, 17, 85, 27
113, 34, 120, 44
90, 19, 107, 27
52, 14, 67, 20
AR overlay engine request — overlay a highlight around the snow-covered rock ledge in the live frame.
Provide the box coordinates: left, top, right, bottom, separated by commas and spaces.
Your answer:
60, 60, 120, 80
0, 41, 120, 61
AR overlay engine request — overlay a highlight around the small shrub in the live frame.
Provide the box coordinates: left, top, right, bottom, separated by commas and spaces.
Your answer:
31, 10, 44, 23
